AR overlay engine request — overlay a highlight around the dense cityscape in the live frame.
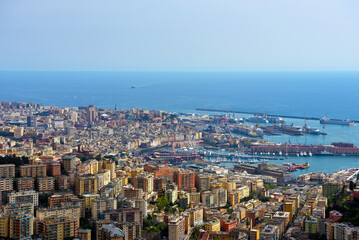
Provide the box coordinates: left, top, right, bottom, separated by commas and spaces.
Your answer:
0, 101, 357, 240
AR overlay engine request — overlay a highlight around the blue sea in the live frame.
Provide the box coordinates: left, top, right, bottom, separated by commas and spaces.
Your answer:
1, 71, 359, 176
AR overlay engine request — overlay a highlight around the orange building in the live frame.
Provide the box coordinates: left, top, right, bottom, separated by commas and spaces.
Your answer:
173, 170, 195, 191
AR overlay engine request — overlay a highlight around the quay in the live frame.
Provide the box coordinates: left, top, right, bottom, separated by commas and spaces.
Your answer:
196, 108, 359, 123
251, 144, 359, 156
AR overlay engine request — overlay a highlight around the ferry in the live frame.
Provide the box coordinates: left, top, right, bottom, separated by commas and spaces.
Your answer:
320, 117, 354, 126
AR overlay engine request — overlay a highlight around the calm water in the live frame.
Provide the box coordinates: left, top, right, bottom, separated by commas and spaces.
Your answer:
1, 71, 359, 174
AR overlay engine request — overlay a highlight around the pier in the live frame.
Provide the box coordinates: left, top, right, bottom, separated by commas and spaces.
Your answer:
196, 108, 359, 123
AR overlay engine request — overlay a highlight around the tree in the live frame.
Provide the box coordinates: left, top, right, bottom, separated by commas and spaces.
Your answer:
350, 181, 355, 191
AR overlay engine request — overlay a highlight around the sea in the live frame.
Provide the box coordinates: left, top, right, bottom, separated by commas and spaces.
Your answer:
1, 71, 359, 176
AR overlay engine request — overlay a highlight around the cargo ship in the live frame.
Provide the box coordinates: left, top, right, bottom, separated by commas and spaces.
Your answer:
320, 117, 354, 126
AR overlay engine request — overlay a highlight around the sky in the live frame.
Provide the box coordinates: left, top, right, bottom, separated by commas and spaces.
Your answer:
1, 0, 359, 71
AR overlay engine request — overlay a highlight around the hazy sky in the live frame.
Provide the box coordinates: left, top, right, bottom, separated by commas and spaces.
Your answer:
1, 0, 359, 71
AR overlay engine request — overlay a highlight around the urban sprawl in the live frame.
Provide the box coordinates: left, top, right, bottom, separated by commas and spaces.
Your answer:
0, 101, 358, 240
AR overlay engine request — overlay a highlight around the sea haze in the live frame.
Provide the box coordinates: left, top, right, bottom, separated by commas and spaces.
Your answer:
0, 71, 358, 119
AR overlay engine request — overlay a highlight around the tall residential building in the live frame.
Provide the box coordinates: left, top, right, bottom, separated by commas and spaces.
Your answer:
56, 175, 70, 191
100, 159, 116, 180
50, 162, 61, 176
36, 177, 55, 193
0, 178, 13, 192
27, 115, 37, 127
154, 177, 164, 195
195, 174, 210, 191
228, 190, 241, 206
119, 222, 142, 240
0, 214, 9, 238
173, 170, 195, 191
15, 177, 35, 191
87, 105, 98, 122
91, 197, 117, 220
168, 216, 186, 240
8, 190, 39, 206
76, 175, 98, 195
20, 164, 47, 178
0, 164, 15, 178
9, 212, 34, 239
132, 173, 154, 193
37, 217, 78, 239
62, 155, 79, 173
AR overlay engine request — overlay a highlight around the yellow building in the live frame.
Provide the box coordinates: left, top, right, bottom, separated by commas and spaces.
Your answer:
228, 190, 241, 206
204, 220, 220, 232
237, 185, 250, 199
76, 175, 98, 195
100, 160, 116, 180
83, 193, 100, 210
36, 205, 81, 222
284, 201, 295, 222
223, 182, 236, 192
0, 214, 9, 238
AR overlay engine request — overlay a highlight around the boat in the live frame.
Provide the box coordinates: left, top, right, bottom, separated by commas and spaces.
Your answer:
320, 150, 333, 155
131, 85, 136, 89
320, 117, 354, 126
302, 126, 321, 134
297, 162, 310, 169
288, 167, 297, 172
280, 124, 303, 135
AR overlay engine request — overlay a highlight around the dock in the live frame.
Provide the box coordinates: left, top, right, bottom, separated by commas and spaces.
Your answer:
196, 108, 359, 123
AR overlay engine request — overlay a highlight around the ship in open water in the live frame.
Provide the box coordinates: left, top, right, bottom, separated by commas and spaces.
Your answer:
320, 117, 354, 126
